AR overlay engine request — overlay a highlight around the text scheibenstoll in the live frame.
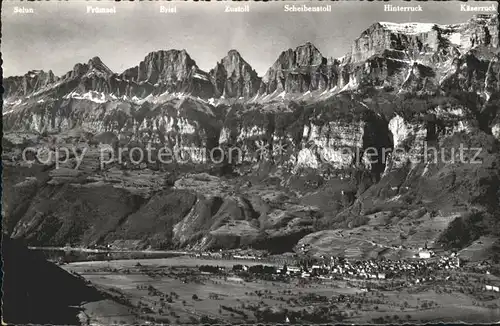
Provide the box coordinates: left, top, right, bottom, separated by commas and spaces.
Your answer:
283, 4, 332, 12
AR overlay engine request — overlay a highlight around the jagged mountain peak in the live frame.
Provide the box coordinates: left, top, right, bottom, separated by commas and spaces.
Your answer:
85, 56, 113, 76
210, 49, 260, 98
87, 56, 113, 73
296, 41, 320, 51
259, 41, 327, 93
4, 14, 499, 104
227, 49, 242, 57
13, 70, 57, 85
219, 49, 249, 66
88, 56, 104, 65
17, 69, 54, 78
3, 69, 58, 100
273, 42, 325, 70
24, 69, 50, 77
119, 49, 199, 85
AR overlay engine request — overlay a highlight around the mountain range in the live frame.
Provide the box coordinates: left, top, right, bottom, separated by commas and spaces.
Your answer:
2, 14, 500, 257
4, 15, 499, 106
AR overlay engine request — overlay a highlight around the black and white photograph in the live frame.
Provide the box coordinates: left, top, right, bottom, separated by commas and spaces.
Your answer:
2, 0, 500, 324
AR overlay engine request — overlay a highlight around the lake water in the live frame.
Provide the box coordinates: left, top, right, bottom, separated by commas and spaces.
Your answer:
30, 247, 183, 263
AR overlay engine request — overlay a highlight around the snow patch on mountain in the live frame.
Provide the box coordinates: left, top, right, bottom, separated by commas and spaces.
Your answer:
193, 71, 209, 81
448, 32, 462, 45
64, 91, 108, 103
379, 22, 436, 35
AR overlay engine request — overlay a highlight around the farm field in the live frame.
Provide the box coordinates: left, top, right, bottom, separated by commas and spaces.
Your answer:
64, 257, 500, 324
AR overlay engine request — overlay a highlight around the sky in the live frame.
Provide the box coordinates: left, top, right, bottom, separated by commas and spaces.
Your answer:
2, 0, 498, 77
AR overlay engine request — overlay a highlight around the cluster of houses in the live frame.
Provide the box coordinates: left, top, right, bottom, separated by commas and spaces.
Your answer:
326, 255, 462, 280
224, 253, 464, 282
192, 250, 266, 261
190, 248, 500, 287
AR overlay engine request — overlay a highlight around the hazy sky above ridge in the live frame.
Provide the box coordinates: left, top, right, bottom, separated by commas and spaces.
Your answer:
2, 0, 497, 77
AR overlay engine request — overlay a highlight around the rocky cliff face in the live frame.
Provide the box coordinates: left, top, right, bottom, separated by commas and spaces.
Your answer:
336, 15, 499, 95
210, 50, 261, 98
3, 14, 500, 254
4, 70, 57, 102
3, 97, 221, 165
259, 42, 333, 94
461, 14, 499, 50
120, 50, 214, 98
4, 15, 499, 172
4, 15, 498, 104
442, 47, 500, 98
347, 15, 499, 64
218, 97, 392, 179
